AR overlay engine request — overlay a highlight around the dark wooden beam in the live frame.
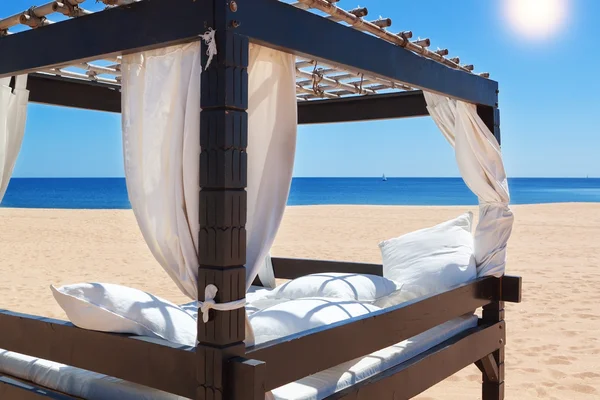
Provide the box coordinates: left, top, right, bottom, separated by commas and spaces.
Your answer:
0, 310, 196, 399
25, 74, 121, 113
271, 258, 383, 279
477, 104, 501, 146
327, 322, 505, 400
0, 0, 213, 78
501, 275, 522, 303
0, 0, 497, 105
0, 375, 77, 400
297, 91, 428, 124
235, 0, 498, 106
247, 276, 500, 390
21, 75, 429, 125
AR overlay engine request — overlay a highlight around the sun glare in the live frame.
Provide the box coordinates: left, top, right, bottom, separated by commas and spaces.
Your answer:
504, 0, 568, 40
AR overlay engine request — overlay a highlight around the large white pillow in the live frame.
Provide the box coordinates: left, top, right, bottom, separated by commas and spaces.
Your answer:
51, 283, 197, 347
261, 272, 401, 303
379, 212, 476, 299
249, 298, 381, 345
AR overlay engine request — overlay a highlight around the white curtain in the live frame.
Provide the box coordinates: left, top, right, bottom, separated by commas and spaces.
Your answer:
423, 92, 513, 277
121, 40, 296, 320
121, 43, 202, 299
246, 44, 297, 290
0, 75, 29, 202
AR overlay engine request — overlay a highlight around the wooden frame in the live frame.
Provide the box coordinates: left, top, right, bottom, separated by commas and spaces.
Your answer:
0, 310, 196, 397
0, 1, 520, 399
0, 268, 521, 400
0, 0, 498, 106
0, 271, 520, 400
17, 74, 428, 124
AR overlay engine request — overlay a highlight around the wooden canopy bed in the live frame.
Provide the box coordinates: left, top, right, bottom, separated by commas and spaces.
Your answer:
0, 1, 522, 399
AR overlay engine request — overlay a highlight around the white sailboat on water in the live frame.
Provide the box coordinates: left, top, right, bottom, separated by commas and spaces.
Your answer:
382, 173, 387, 181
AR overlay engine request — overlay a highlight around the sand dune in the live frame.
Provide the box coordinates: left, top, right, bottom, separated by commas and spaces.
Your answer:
1, 203, 599, 399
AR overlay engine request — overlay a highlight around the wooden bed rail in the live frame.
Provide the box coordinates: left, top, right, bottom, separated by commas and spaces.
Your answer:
271, 257, 383, 279
0, 310, 197, 399
264, 257, 521, 300
246, 275, 515, 391
327, 321, 506, 399
0, 375, 77, 400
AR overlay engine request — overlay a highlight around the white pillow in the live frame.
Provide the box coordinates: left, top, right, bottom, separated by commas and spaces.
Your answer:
51, 283, 197, 347
379, 212, 477, 299
262, 272, 401, 303
249, 298, 381, 345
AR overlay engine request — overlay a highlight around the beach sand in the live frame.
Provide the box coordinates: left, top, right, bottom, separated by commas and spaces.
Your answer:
1, 203, 600, 399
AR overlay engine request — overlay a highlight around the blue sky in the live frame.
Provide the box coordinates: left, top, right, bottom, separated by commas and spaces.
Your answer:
5, 0, 600, 178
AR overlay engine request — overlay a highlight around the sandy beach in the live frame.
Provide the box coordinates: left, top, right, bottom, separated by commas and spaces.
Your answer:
1, 203, 599, 399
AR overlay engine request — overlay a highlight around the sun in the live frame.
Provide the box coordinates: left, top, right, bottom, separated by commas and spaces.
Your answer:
503, 0, 568, 40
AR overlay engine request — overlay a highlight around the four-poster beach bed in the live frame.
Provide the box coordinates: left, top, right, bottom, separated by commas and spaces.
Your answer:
0, 1, 522, 399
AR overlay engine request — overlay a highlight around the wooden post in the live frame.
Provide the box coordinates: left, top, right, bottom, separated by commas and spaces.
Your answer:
479, 301, 506, 400
197, 1, 257, 399
476, 102, 501, 146
476, 101, 505, 400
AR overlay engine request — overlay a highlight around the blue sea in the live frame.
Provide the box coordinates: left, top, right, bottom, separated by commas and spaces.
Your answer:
1, 177, 600, 209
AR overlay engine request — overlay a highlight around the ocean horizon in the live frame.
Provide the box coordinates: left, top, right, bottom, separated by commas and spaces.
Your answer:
1, 177, 600, 209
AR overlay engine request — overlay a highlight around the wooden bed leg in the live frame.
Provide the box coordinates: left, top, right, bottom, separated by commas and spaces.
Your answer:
197, 2, 255, 399
477, 102, 504, 400
229, 358, 267, 400
479, 301, 505, 400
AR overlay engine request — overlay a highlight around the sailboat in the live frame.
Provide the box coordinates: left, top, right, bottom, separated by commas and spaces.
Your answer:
382, 173, 387, 181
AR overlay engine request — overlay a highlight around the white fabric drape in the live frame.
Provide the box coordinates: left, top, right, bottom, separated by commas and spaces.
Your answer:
121, 43, 202, 299
121, 40, 296, 311
0, 75, 29, 202
423, 92, 513, 277
246, 45, 297, 290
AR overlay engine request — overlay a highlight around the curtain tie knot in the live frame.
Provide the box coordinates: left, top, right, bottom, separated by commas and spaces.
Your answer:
198, 284, 246, 324
200, 28, 217, 71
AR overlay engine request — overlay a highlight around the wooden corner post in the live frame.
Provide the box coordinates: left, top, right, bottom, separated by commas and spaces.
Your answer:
476, 97, 505, 400
197, 1, 258, 399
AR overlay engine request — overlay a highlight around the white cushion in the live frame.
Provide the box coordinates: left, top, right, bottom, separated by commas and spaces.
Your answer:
51, 283, 197, 347
262, 272, 401, 303
245, 298, 291, 318
249, 298, 381, 345
379, 212, 477, 299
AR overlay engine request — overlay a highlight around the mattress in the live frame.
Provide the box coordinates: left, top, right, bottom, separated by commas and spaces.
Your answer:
0, 312, 477, 400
